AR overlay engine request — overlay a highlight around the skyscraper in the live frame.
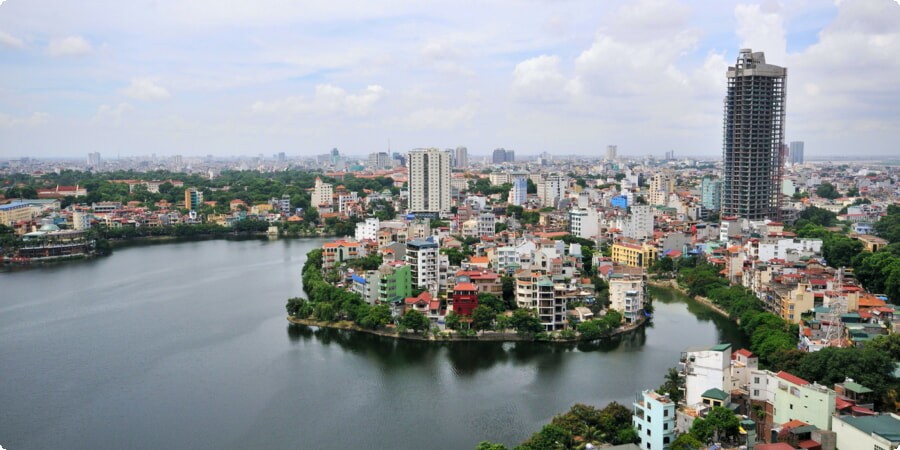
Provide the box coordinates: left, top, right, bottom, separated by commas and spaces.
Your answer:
454, 146, 468, 168
722, 49, 786, 221
408, 148, 451, 214
87, 152, 101, 168
789, 141, 804, 164
605, 145, 617, 160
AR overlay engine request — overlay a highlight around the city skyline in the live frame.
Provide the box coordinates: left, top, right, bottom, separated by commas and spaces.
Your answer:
1, 1, 898, 159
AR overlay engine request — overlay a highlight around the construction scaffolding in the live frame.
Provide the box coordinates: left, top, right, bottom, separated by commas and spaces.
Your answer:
722, 49, 787, 221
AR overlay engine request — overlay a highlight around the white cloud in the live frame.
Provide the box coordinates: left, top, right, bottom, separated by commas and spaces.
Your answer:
401, 103, 477, 130
252, 84, 386, 117
93, 103, 134, 125
0, 30, 24, 48
512, 55, 580, 103
734, 3, 787, 64
47, 35, 92, 56
122, 78, 171, 101
0, 112, 49, 127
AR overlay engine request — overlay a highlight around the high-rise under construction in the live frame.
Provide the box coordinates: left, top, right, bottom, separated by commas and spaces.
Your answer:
722, 49, 786, 221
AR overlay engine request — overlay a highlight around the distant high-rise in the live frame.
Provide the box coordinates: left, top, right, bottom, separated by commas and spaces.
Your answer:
701, 177, 723, 211
605, 145, 617, 160
492, 148, 514, 164
722, 49, 787, 221
87, 152, 101, 168
408, 148, 451, 214
508, 172, 528, 206
454, 146, 468, 168
313, 177, 334, 208
648, 173, 674, 206
277, 152, 286, 162
789, 141, 804, 164
368, 151, 391, 170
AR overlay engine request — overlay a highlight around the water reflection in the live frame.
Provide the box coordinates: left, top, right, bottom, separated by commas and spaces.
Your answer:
285, 322, 655, 376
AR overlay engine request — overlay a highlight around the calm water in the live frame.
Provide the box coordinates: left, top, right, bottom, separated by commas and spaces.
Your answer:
0, 239, 746, 449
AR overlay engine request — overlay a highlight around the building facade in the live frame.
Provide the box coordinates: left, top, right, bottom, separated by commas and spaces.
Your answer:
789, 141, 804, 164
408, 148, 451, 214
633, 390, 676, 450
313, 177, 334, 208
722, 49, 787, 221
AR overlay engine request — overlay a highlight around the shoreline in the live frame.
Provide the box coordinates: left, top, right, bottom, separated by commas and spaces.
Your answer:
287, 314, 649, 343
1, 233, 333, 268
648, 279, 732, 320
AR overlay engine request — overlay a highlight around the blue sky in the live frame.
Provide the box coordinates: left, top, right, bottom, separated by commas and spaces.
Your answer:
0, 0, 898, 159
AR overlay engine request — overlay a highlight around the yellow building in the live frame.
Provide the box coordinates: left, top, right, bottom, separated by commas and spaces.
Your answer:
611, 242, 658, 268
781, 284, 816, 323
0, 202, 36, 226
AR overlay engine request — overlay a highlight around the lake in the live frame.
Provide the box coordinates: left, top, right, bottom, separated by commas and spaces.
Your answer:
0, 238, 746, 449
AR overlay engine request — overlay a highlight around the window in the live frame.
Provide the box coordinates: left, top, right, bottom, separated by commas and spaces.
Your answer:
790, 404, 793, 410
664, 437, 670, 444
664, 409, 669, 417
664, 423, 668, 430
753, 389, 760, 397
754, 376, 760, 384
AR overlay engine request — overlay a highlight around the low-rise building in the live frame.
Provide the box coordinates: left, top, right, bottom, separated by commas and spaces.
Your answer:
633, 389, 676, 450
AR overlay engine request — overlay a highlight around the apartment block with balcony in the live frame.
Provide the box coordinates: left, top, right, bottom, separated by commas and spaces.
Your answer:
407, 238, 439, 291
609, 271, 646, 324
633, 389, 676, 450
515, 270, 566, 331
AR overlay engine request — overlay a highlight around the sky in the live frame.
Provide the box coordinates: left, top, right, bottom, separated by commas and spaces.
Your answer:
0, 0, 898, 159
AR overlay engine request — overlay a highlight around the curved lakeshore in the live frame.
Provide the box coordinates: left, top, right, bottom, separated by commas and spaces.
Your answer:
287, 314, 649, 343
1, 238, 749, 449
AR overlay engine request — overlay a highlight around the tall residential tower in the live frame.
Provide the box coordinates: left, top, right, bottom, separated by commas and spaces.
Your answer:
408, 148, 451, 214
722, 49, 787, 221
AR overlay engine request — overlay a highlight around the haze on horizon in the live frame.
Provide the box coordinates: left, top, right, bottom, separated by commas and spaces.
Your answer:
0, 0, 898, 160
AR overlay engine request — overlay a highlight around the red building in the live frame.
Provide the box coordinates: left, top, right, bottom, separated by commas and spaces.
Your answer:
452, 282, 478, 317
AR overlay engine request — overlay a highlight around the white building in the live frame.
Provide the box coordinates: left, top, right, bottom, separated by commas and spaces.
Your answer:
649, 173, 675, 207
754, 238, 823, 262
407, 238, 440, 291
508, 172, 528, 206
624, 205, 654, 240
569, 208, 599, 239
72, 208, 92, 230
833, 414, 900, 450
633, 390, 676, 450
608, 272, 645, 324
681, 343, 732, 407
313, 177, 333, 208
477, 213, 495, 237
408, 148, 451, 214
355, 217, 380, 242
538, 173, 567, 208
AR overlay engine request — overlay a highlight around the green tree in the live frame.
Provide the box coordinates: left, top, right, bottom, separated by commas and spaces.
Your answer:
359, 304, 392, 329
471, 305, 497, 332
445, 311, 461, 330
656, 367, 684, 405
478, 293, 505, 312
815, 183, 840, 199
577, 320, 607, 340
671, 433, 704, 450
400, 309, 430, 333
690, 406, 740, 444
510, 308, 544, 335
519, 424, 572, 450
475, 442, 507, 450
314, 303, 336, 322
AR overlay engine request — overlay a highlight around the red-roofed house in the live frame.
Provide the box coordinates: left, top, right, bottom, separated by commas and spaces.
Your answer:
452, 282, 478, 316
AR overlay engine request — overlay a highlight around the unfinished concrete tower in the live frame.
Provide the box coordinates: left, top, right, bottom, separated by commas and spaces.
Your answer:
722, 49, 786, 221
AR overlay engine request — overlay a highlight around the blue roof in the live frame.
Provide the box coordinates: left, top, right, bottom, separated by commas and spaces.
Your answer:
351, 274, 366, 284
